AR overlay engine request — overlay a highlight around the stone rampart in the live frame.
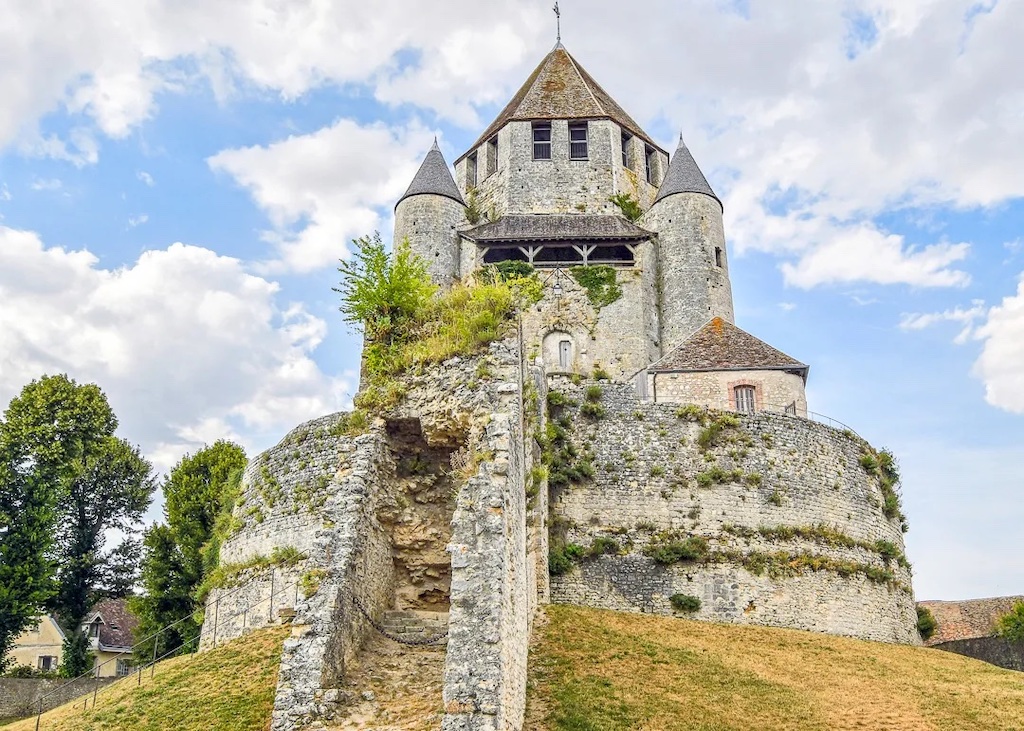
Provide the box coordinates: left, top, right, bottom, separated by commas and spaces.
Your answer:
545, 379, 918, 644
0, 677, 117, 720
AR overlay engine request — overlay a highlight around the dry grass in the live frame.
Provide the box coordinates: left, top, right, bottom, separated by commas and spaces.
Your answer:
5, 627, 288, 731
526, 605, 1024, 731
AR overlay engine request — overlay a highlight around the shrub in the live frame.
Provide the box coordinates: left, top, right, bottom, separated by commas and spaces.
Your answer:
697, 414, 741, 451
997, 601, 1024, 643
580, 401, 606, 420
584, 385, 603, 402
549, 550, 574, 576
593, 365, 611, 381
650, 465, 666, 478
916, 606, 938, 641
675, 404, 707, 424
587, 537, 621, 558
669, 594, 702, 613
767, 490, 784, 506
874, 539, 901, 562
860, 454, 879, 472
493, 260, 535, 280
547, 391, 572, 408
645, 535, 708, 565
608, 192, 643, 222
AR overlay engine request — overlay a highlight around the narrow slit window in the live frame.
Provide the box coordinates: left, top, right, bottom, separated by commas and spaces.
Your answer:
533, 122, 552, 160
735, 386, 756, 414
569, 122, 588, 160
645, 145, 657, 185
621, 132, 632, 168
715, 247, 723, 267
466, 152, 478, 187
486, 136, 498, 176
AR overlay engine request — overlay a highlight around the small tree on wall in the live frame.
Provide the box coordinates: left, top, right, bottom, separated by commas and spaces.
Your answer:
997, 602, 1024, 643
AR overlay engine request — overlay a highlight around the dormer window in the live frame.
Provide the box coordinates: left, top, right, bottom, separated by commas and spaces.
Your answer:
645, 145, 657, 185
533, 122, 552, 160
621, 132, 632, 168
569, 122, 588, 160
89, 619, 101, 638
466, 152, 478, 187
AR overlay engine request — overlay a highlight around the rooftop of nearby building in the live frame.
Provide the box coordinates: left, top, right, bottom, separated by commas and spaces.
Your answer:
84, 598, 139, 651
458, 45, 664, 163
918, 596, 1024, 646
650, 317, 808, 377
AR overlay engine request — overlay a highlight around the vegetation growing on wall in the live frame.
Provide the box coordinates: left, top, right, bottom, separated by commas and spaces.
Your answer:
608, 192, 643, 222
670, 594, 702, 613
644, 532, 709, 565
336, 233, 539, 412
996, 601, 1024, 643
859, 446, 908, 532
196, 546, 308, 602
569, 266, 623, 309
697, 413, 741, 450
465, 187, 483, 225
720, 523, 911, 570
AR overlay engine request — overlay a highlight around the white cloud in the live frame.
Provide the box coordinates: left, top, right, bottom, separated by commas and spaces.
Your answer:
30, 178, 63, 192
0, 226, 349, 471
208, 119, 434, 272
899, 300, 985, 344
136, 170, 154, 186
973, 276, 1024, 414
0, 185, 10, 201
127, 214, 149, 228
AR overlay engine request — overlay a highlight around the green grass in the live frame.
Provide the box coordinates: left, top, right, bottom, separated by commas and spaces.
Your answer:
526, 605, 1024, 731
6, 628, 288, 731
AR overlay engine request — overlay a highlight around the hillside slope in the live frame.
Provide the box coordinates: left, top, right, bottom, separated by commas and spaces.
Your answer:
526, 605, 1024, 731
4, 627, 288, 731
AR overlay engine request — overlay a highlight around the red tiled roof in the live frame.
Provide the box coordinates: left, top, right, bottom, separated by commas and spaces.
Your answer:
918, 596, 1024, 646
87, 598, 139, 650
650, 318, 808, 376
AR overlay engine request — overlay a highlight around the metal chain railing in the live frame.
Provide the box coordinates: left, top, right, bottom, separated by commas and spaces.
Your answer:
351, 595, 448, 647
25, 571, 302, 729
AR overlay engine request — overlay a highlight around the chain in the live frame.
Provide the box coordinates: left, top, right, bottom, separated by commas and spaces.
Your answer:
351, 595, 448, 646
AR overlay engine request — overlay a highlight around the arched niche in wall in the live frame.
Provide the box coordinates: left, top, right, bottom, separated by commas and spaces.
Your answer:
542, 330, 575, 373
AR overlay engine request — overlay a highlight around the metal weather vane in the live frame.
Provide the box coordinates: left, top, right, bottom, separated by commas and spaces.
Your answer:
553, 2, 561, 44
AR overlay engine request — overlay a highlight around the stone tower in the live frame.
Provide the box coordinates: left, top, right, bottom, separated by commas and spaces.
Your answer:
393, 139, 466, 288
642, 137, 735, 350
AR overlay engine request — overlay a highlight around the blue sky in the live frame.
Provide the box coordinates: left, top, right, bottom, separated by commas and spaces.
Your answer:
1, 0, 1022, 601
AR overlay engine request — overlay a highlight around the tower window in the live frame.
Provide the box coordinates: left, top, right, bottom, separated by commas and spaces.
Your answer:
735, 386, 756, 414
533, 122, 552, 160
467, 152, 478, 187
645, 145, 657, 185
486, 136, 498, 176
621, 132, 632, 168
569, 122, 588, 160
715, 247, 723, 267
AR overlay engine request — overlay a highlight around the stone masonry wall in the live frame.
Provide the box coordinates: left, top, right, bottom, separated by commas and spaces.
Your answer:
650, 369, 808, 416
546, 379, 918, 644
0, 677, 117, 721
394, 194, 465, 288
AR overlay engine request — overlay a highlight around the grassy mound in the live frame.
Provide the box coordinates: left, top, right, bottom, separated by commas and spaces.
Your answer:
526, 605, 1024, 731
5, 628, 288, 731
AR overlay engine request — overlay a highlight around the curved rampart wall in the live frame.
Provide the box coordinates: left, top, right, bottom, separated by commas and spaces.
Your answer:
546, 380, 918, 644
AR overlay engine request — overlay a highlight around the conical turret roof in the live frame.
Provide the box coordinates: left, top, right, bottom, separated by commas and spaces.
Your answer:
457, 45, 664, 163
653, 136, 722, 211
396, 140, 466, 209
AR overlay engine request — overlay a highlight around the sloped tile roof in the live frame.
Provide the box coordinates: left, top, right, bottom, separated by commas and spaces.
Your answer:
650, 318, 808, 376
88, 598, 139, 650
654, 136, 722, 211
458, 45, 664, 163
918, 596, 1024, 646
462, 214, 652, 243
396, 140, 465, 209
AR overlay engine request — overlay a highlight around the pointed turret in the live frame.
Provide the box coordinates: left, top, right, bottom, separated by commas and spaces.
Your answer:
654, 136, 722, 210
396, 139, 465, 209
394, 141, 466, 288
643, 135, 734, 350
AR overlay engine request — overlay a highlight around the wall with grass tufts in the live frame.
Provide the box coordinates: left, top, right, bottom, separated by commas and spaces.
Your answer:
544, 379, 919, 645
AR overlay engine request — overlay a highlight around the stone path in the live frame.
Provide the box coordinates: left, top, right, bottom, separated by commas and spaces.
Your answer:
330, 612, 447, 731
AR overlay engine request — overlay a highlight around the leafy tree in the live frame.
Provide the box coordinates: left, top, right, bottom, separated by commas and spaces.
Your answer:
916, 606, 937, 641
997, 601, 1024, 644
334, 233, 436, 344
0, 375, 155, 677
130, 441, 246, 660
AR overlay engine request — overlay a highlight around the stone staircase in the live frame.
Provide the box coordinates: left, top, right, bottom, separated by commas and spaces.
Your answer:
378, 610, 449, 645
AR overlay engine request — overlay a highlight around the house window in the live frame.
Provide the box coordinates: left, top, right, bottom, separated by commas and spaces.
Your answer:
116, 659, 132, 677
735, 386, 756, 414
486, 136, 498, 176
621, 132, 632, 168
568, 122, 588, 160
715, 247, 723, 267
38, 656, 57, 672
466, 152, 478, 187
645, 145, 657, 185
558, 340, 572, 370
89, 620, 101, 638
533, 122, 552, 160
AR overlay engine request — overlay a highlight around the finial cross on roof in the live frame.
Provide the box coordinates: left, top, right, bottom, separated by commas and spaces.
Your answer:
553, 2, 561, 45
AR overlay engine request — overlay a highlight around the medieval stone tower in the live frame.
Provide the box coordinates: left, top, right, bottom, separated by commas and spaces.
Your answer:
202, 42, 918, 731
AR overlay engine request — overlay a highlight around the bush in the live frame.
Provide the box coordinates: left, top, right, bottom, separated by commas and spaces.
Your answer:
645, 535, 708, 565
608, 192, 643, 222
916, 606, 938, 641
580, 401, 606, 420
584, 385, 603, 402
569, 266, 623, 309
593, 365, 611, 381
669, 594, 702, 613
997, 601, 1024, 643
587, 537, 621, 558
549, 550, 574, 576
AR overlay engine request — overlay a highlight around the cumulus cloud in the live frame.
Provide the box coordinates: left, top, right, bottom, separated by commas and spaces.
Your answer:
0, 226, 349, 471
899, 300, 986, 343
973, 277, 1024, 414
208, 119, 435, 272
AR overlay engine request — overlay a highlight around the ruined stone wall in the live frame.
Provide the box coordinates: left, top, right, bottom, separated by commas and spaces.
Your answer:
521, 254, 660, 382
643, 193, 734, 351
545, 380, 918, 644
650, 369, 808, 416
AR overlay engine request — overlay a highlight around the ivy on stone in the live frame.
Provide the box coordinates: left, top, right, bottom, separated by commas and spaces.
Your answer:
569, 266, 623, 310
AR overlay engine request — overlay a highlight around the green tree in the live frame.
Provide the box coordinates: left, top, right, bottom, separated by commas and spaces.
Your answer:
334, 233, 435, 344
997, 601, 1024, 644
130, 441, 246, 660
0, 375, 155, 677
